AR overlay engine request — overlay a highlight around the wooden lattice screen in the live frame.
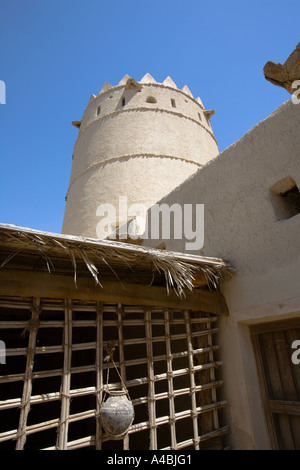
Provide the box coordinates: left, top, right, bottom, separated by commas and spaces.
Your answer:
0, 296, 229, 450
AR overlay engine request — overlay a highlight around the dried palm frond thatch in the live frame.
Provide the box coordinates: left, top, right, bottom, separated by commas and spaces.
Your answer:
0, 224, 232, 298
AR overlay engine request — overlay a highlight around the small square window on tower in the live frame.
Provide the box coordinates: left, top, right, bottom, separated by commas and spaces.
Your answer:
269, 176, 300, 221
171, 99, 176, 108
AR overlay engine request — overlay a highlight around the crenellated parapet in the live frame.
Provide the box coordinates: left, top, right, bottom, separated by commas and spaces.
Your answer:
72, 73, 213, 133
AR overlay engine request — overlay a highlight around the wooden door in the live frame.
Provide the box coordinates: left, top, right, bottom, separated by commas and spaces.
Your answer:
251, 319, 300, 450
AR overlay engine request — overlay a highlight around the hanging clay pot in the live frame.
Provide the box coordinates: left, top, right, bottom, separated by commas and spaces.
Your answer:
99, 390, 134, 439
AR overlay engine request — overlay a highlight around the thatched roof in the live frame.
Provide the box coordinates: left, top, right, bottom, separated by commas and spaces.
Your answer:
0, 224, 232, 298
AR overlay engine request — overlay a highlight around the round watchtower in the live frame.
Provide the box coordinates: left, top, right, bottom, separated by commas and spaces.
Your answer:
62, 73, 219, 239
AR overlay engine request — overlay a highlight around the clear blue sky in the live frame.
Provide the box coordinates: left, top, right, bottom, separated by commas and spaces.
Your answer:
0, 0, 299, 234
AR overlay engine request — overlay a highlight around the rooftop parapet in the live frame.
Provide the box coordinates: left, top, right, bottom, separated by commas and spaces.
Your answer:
95, 73, 205, 108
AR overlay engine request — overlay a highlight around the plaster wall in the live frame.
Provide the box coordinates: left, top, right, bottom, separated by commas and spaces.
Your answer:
140, 98, 300, 449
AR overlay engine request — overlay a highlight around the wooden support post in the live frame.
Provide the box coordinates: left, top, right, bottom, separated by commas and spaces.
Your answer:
15, 298, 40, 450
56, 300, 72, 450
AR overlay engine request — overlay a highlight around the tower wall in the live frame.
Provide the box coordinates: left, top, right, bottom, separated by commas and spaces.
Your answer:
62, 75, 219, 238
